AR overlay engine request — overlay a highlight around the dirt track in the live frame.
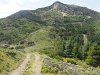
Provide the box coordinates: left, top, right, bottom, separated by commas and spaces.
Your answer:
10, 54, 31, 75
34, 53, 42, 75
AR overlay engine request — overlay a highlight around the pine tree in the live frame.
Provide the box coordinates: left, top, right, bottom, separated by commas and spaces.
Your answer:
86, 44, 100, 67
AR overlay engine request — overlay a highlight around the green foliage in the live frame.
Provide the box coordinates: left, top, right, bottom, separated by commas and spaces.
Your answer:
42, 56, 100, 75
86, 44, 100, 67
25, 23, 100, 67
15, 45, 25, 49
0, 48, 24, 74
63, 58, 77, 65
40, 47, 63, 60
0, 18, 40, 44
41, 66, 58, 73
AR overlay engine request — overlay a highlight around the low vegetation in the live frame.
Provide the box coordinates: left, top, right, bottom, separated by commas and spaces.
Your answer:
0, 48, 25, 74
41, 56, 100, 75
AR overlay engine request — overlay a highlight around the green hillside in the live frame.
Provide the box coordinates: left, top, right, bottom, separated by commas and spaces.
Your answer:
0, 1, 100, 75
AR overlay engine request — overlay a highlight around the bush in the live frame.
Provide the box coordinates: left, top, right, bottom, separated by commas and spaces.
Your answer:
0, 48, 24, 74
64, 58, 77, 65
41, 48, 63, 60
15, 45, 25, 49
41, 66, 58, 73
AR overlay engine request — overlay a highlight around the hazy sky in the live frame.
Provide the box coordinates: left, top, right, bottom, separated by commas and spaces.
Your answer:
0, 0, 100, 18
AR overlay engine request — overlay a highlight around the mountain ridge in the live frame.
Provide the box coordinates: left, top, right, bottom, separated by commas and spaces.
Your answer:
6, 1, 100, 19
0, 1, 100, 44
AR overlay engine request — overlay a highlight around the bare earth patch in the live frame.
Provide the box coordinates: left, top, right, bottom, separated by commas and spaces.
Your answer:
34, 53, 42, 75
10, 54, 31, 75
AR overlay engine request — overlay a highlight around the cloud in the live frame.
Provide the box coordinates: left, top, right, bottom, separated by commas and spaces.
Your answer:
0, 0, 42, 18
0, 0, 8, 4
30, 0, 41, 3
96, 5, 100, 12
0, 0, 25, 18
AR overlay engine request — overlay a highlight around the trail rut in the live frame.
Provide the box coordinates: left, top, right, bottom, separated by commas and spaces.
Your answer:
34, 53, 42, 75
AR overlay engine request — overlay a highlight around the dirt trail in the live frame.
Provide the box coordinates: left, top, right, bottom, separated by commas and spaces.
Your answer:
10, 54, 31, 75
83, 34, 88, 45
34, 53, 42, 75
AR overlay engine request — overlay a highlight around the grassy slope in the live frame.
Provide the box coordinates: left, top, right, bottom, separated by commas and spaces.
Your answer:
26, 26, 54, 50
0, 48, 25, 74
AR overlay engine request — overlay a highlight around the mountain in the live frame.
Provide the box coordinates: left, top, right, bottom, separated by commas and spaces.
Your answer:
0, 1, 100, 71
0, 1, 99, 44
7, 1, 100, 19
51, 1, 100, 18
0, 1, 99, 46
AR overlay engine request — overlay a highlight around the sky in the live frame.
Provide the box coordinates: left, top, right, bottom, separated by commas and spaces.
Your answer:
0, 0, 100, 18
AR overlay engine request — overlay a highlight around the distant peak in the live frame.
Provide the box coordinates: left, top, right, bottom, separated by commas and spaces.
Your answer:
53, 1, 62, 4
53, 1, 64, 6
52, 1, 64, 10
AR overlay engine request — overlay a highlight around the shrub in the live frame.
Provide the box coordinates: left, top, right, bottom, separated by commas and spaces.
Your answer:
0, 48, 24, 74
64, 58, 77, 65
41, 66, 58, 73
15, 45, 25, 49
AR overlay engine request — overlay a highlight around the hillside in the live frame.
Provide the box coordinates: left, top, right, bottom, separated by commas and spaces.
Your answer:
0, 1, 100, 75
0, 1, 100, 44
